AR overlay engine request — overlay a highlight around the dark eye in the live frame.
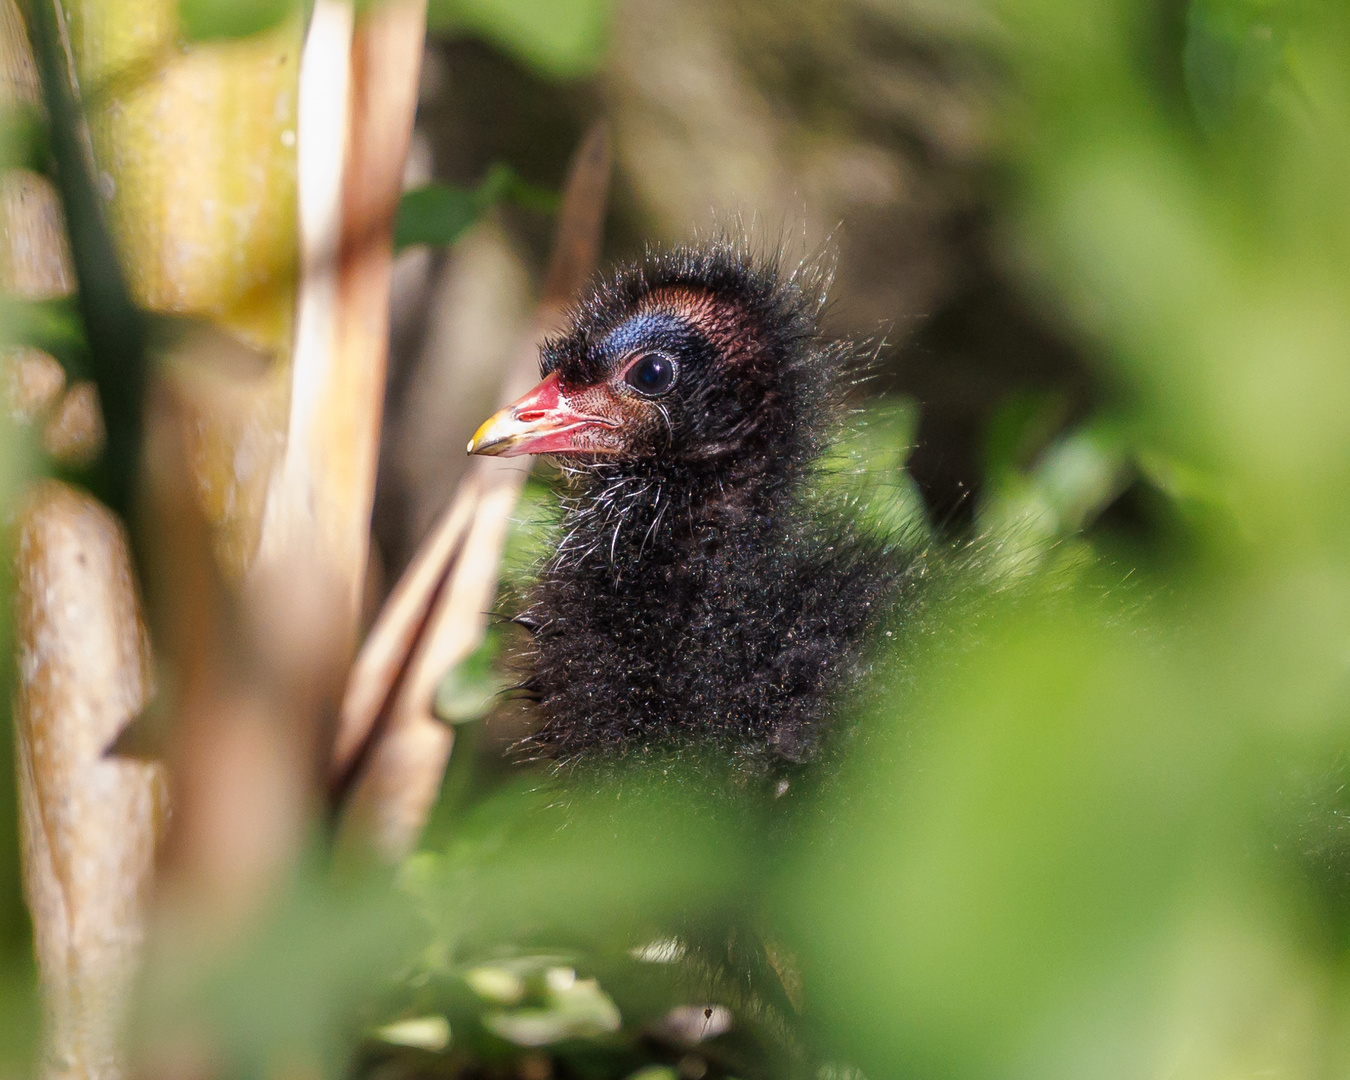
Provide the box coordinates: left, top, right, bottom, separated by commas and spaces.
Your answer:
624, 352, 676, 396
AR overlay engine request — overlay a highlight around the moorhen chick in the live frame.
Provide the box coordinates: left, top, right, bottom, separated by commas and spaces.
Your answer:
469, 241, 919, 767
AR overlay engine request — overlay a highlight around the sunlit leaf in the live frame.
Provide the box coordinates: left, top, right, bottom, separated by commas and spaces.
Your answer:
374, 1015, 452, 1051
481, 965, 622, 1047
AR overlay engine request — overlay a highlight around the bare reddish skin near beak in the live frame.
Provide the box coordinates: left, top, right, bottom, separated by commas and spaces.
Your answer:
467, 372, 615, 458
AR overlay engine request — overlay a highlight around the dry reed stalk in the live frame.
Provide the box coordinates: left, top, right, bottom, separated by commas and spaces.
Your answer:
0, 170, 74, 298
14, 484, 168, 1080
3, 5, 166, 1076
6, 0, 424, 1068
255, 0, 426, 688
140, 0, 352, 920
333, 122, 611, 862
14, 0, 303, 946
153, 0, 427, 915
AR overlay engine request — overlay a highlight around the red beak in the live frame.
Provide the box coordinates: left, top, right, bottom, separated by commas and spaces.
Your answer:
467, 372, 615, 458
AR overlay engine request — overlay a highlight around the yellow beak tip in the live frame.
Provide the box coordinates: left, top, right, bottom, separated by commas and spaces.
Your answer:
467, 413, 507, 456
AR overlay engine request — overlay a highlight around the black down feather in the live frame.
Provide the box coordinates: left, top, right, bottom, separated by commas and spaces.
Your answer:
512, 239, 922, 768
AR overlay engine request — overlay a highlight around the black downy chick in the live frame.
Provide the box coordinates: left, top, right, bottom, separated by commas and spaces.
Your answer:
469, 242, 918, 768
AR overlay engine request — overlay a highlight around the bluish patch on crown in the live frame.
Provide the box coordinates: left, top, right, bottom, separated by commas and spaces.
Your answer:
599, 311, 691, 362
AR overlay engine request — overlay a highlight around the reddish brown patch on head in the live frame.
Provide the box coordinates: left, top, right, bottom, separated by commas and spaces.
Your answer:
639, 286, 770, 373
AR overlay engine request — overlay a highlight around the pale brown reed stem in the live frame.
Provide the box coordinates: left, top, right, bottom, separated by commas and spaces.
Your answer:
333, 122, 611, 862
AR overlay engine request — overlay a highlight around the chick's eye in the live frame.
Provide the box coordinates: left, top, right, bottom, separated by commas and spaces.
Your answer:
624, 352, 675, 396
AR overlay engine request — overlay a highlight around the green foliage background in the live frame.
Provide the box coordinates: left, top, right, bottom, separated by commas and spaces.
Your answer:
7, 0, 1350, 1078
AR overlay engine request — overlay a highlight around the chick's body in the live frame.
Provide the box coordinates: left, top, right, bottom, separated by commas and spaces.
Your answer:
470, 242, 917, 766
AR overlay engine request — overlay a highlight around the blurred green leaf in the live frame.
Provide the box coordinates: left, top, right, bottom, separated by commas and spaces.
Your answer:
878, 2, 1350, 1072
27, 0, 152, 518
434, 624, 509, 724
783, 589, 1243, 1080
393, 773, 797, 1077
0, 317, 38, 1065
396, 184, 481, 251
977, 418, 1131, 575
413, 771, 765, 958
178, 0, 297, 41
0, 105, 50, 173
426, 0, 612, 78
813, 396, 929, 541
1185, 0, 1291, 133
1132, 444, 1240, 536
139, 867, 426, 1077
395, 165, 558, 251
0, 963, 39, 1068
2, 296, 89, 361
497, 475, 560, 595
983, 389, 1069, 481
627, 1068, 678, 1080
